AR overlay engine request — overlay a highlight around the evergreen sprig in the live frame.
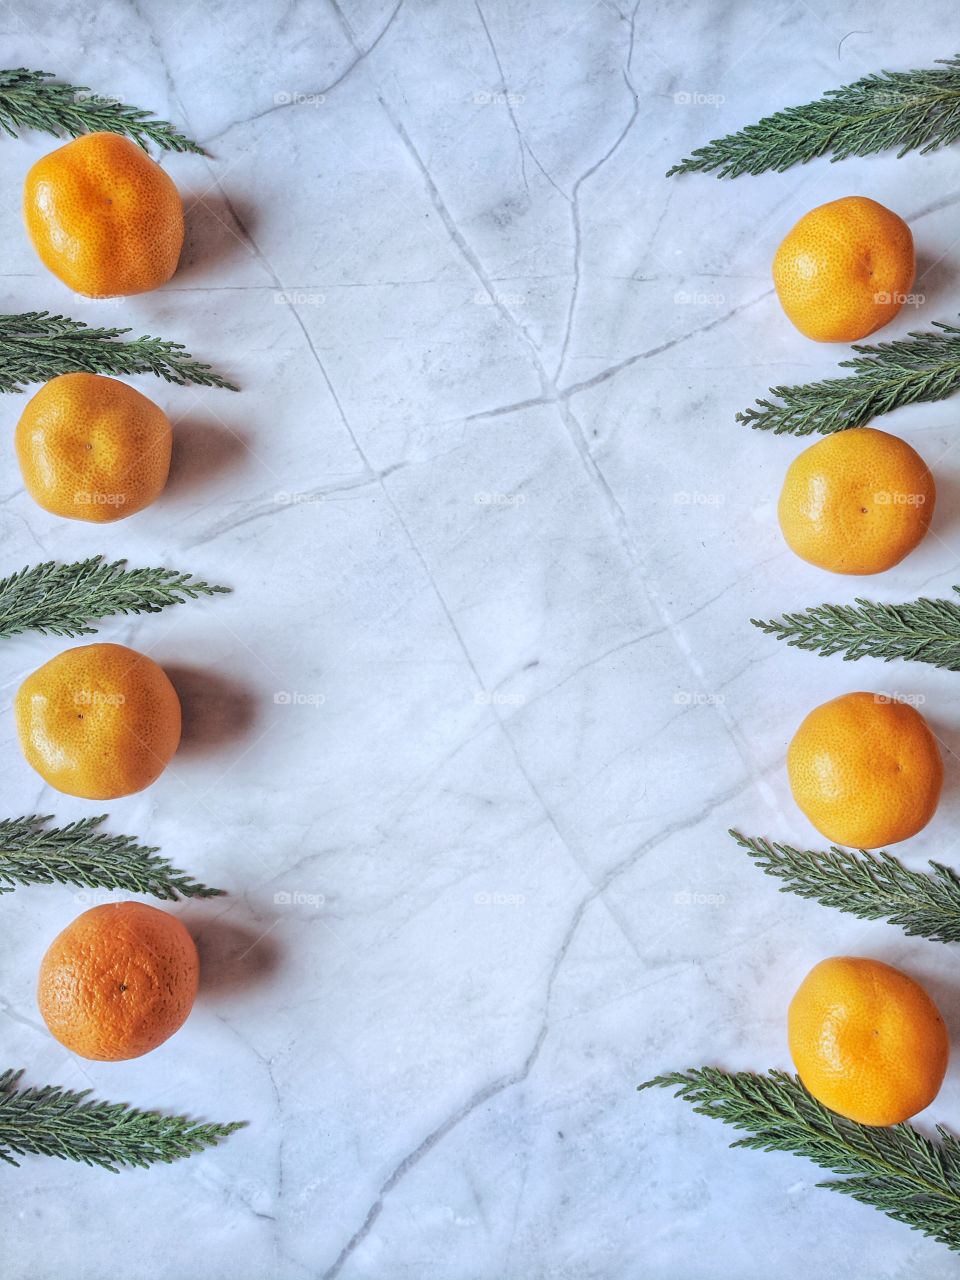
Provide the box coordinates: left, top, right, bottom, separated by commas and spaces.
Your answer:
0, 814, 223, 900
0, 1069, 242, 1171
0, 557, 229, 639
752, 592, 960, 670
669, 56, 960, 178
736, 320, 960, 435
730, 831, 960, 943
641, 1068, 960, 1251
0, 68, 201, 152
0, 312, 238, 393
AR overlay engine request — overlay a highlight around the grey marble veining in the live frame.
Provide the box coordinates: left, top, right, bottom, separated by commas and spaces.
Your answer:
2, 2, 960, 1277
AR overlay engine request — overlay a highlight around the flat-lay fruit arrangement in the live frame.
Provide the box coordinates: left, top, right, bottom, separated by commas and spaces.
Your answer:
645, 54, 960, 1257
0, 70, 245, 1172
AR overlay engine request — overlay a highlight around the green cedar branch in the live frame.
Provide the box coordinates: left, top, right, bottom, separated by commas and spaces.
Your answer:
641, 1068, 960, 1252
751, 592, 960, 670
0, 312, 238, 393
0, 814, 223, 900
730, 831, 960, 944
669, 56, 960, 178
736, 320, 960, 436
0, 1069, 242, 1171
0, 557, 230, 640
0, 68, 202, 152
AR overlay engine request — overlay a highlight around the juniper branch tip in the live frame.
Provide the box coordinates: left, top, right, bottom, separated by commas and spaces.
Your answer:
670, 56, 960, 178
0, 1069, 243, 1171
0, 68, 202, 153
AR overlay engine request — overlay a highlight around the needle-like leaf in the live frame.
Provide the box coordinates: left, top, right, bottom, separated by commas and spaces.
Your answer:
642, 1068, 960, 1252
0, 1069, 242, 1171
0, 68, 202, 152
0, 312, 238, 393
730, 831, 960, 943
670, 56, 960, 178
0, 814, 223, 900
737, 320, 960, 436
0, 557, 229, 640
751, 591, 960, 670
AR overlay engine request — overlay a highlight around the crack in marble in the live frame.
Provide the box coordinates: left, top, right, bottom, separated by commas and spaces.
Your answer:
0, 992, 47, 1037
499, 572, 775, 724
214, 1013, 286, 1265
181, 463, 408, 549
179, 17, 615, 991
474, 0, 531, 194
463, 391, 555, 422
180, 140, 385, 496
909, 191, 960, 221
462, 287, 775, 423
374, 88, 550, 392
321, 865, 582, 1279
554, 0, 642, 383
312, 9, 641, 915
560, 287, 776, 400
473, 0, 567, 200
355, 47, 666, 675
322, 755, 770, 1277
202, 0, 405, 147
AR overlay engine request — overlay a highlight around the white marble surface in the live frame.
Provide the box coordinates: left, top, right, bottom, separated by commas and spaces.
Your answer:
3, 2, 960, 1276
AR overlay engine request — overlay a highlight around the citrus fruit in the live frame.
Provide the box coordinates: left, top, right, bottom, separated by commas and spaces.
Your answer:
38, 902, 199, 1061
788, 956, 948, 1126
15, 372, 172, 522
778, 427, 934, 574
787, 691, 942, 848
23, 131, 184, 297
773, 196, 914, 342
15, 642, 181, 800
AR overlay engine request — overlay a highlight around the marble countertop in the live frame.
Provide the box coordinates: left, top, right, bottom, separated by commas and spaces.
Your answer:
3, 2, 960, 1276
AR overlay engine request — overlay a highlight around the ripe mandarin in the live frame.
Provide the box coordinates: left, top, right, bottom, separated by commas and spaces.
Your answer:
773, 196, 914, 342
15, 642, 181, 800
778, 428, 934, 574
16, 372, 172, 522
787, 691, 942, 848
38, 902, 199, 1061
23, 131, 184, 297
788, 956, 948, 1126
